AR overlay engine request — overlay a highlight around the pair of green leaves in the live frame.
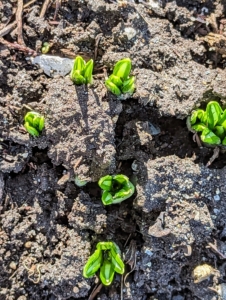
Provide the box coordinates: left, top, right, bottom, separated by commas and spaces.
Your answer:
190, 101, 226, 145
83, 241, 125, 286
70, 56, 94, 85
98, 174, 135, 205
24, 111, 45, 137
105, 58, 135, 96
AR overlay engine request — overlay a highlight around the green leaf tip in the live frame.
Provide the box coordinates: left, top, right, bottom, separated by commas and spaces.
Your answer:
98, 174, 135, 205
70, 55, 94, 85
41, 42, 50, 54
24, 111, 45, 137
189, 101, 226, 146
105, 58, 135, 96
83, 241, 125, 286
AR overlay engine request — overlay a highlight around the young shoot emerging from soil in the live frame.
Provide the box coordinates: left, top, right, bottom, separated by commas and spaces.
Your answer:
41, 42, 50, 54
98, 174, 135, 205
83, 241, 124, 286
70, 55, 94, 85
24, 111, 45, 137
188, 101, 226, 146
105, 58, 135, 96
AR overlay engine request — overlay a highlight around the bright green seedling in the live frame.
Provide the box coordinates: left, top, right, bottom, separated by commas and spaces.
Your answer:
83, 241, 125, 286
105, 58, 135, 96
41, 42, 50, 54
24, 111, 45, 137
189, 101, 226, 146
70, 55, 94, 85
98, 174, 135, 205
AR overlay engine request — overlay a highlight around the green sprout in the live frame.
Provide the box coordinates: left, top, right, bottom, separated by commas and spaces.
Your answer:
83, 241, 124, 286
24, 111, 45, 137
189, 101, 226, 145
98, 174, 135, 205
105, 58, 135, 96
41, 42, 50, 54
70, 55, 94, 85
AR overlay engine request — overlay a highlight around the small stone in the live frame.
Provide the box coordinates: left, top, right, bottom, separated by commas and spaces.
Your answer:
214, 195, 220, 201
9, 261, 17, 270
73, 286, 79, 294
24, 241, 32, 249
124, 27, 137, 40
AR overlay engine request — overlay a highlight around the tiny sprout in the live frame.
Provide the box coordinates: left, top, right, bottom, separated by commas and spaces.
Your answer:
74, 175, 89, 187
70, 55, 94, 85
41, 42, 50, 54
189, 101, 226, 146
24, 111, 45, 137
83, 241, 124, 286
98, 174, 135, 205
105, 58, 135, 96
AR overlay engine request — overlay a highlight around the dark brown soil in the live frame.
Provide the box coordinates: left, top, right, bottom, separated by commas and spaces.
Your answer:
1, 1, 226, 299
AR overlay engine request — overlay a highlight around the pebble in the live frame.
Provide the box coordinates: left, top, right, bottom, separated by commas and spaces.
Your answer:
24, 241, 32, 249
29, 55, 73, 77
214, 195, 220, 201
216, 188, 220, 195
9, 262, 17, 270
124, 27, 137, 40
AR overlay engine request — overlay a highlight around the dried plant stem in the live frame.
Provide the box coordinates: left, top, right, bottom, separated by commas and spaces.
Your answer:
40, 0, 51, 18
23, 0, 37, 8
0, 37, 37, 56
16, 0, 25, 45
0, 21, 17, 37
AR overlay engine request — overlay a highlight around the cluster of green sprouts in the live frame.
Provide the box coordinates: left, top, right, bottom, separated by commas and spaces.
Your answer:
83, 241, 124, 286
24, 111, 45, 137
70, 56, 135, 97
105, 58, 135, 96
70, 55, 94, 85
189, 101, 226, 145
98, 174, 135, 205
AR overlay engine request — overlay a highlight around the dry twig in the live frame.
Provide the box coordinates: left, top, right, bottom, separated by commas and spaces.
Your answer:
0, 37, 37, 56
124, 240, 137, 287
207, 240, 226, 259
16, 0, 25, 45
206, 147, 220, 167
193, 132, 202, 148
40, 0, 52, 18
23, 0, 37, 9
0, 21, 17, 38
53, 0, 61, 21
88, 283, 103, 300
94, 33, 103, 61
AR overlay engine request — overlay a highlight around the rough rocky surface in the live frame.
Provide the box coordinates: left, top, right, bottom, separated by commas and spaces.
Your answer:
1, 0, 226, 299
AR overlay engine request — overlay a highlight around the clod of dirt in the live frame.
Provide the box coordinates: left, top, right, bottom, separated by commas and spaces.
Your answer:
134, 155, 218, 212
118, 119, 155, 160
68, 191, 107, 234
0, 143, 30, 173
44, 229, 91, 299
35, 77, 122, 181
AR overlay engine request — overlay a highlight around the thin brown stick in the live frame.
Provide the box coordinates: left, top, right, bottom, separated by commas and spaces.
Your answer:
53, 0, 61, 21
88, 283, 103, 300
23, 0, 37, 8
0, 21, 17, 37
16, 0, 25, 45
207, 241, 226, 259
94, 33, 103, 61
0, 37, 37, 56
40, 0, 51, 18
